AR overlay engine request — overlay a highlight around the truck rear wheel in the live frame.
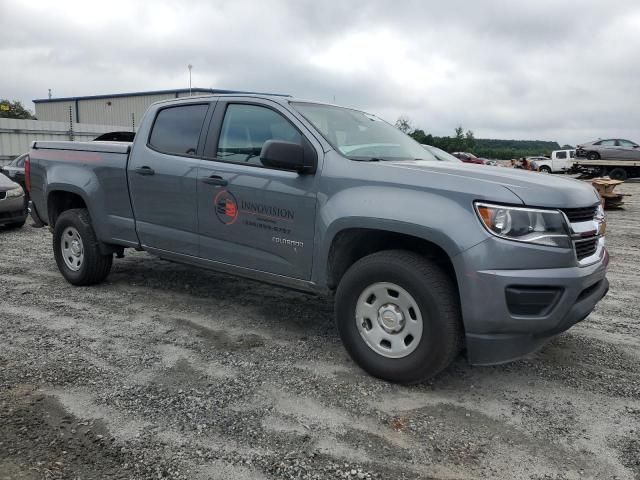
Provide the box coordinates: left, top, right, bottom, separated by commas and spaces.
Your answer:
53, 208, 113, 286
609, 168, 628, 181
335, 250, 462, 384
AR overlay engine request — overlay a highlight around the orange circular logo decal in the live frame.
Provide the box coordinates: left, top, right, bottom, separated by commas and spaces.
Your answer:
214, 190, 239, 225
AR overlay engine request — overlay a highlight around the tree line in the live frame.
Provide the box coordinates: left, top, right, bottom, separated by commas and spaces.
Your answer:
395, 116, 562, 160
0, 99, 36, 119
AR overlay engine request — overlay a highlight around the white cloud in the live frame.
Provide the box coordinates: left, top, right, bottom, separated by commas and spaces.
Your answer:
1, 0, 639, 145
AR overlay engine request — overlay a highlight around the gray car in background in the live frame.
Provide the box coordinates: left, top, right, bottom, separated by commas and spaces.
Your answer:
0, 173, 27, 228
576, 138, 640, 160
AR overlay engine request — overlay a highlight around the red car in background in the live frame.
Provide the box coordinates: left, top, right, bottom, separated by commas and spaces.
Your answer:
452, 152, 485, 164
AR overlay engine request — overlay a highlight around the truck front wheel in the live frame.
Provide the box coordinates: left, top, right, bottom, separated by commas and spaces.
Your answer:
53, 208, 113, 286
335, 250, 462, 384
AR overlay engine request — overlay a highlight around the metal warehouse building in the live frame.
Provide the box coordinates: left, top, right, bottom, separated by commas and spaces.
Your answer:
33, 88, 277, 128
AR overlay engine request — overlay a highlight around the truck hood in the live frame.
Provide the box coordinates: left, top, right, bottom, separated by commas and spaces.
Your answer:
385, 160, 600, 208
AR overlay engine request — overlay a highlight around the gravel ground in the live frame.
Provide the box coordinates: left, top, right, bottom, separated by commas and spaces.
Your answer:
1, 183, 639, 480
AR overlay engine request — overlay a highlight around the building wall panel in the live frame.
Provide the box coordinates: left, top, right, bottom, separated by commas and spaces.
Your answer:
0, 118, 128, 164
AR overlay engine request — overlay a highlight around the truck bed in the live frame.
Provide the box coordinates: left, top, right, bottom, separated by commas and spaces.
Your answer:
573, 159, 640, 167
29, 140, 138, 248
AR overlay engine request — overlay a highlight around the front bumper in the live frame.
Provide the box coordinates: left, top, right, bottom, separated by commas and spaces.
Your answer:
456, 244, 609, 365
0, 195, 27, 226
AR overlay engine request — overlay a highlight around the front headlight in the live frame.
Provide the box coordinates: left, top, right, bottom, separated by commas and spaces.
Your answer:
5, 187, 24, 198
475, 202, 571, 248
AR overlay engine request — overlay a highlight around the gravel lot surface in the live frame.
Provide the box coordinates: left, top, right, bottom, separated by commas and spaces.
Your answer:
1, 183, 639, 480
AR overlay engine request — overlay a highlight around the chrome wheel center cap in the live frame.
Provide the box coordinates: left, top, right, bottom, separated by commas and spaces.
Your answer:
378, 303, 404, 333
71, 241, 81, 256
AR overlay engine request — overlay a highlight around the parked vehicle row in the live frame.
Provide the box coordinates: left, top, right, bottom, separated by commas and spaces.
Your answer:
452, 151, 485, 164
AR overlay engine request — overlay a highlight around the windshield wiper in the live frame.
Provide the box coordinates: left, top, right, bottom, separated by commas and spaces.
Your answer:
349, 156, 382, 162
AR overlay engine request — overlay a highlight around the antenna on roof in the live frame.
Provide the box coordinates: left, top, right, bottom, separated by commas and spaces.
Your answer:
48, 88, 52, 99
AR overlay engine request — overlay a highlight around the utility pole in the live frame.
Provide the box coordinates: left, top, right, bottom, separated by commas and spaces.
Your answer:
188, 64, 193, 96
48, 88, 52, 99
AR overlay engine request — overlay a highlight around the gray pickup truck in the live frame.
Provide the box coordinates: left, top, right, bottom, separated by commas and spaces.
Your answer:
27, 94, 609, 383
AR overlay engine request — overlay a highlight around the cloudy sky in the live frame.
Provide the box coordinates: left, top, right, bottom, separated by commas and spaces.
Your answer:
1, 0, 639, 145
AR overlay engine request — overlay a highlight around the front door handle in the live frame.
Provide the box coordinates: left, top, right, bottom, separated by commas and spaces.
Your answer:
134, 166, 155, 176
202, 175, 228, 186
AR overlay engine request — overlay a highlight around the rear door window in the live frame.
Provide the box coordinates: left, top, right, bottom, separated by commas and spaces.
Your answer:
149, 104, 209, 156
556, 151, 567, 159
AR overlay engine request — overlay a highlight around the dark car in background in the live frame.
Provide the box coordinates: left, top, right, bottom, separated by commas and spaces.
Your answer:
1, 153, 27, 191
0, 173, 27, 228
93, 131, 136, 142
576, 139, 640, 160
452, 152, 485, 164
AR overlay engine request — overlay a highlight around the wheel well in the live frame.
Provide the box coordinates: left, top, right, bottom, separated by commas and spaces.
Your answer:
47, 191, 87, 226
327, 228, 457, 290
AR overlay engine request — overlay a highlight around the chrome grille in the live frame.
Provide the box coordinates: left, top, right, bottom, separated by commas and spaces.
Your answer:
561, 205, 598, 223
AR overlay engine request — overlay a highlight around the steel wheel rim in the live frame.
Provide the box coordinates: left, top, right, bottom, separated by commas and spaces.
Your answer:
61, 226, 84, 272
355, 282, 423, 358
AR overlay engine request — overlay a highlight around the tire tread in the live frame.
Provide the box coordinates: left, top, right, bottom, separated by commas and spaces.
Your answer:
335, 249, 463, 384
53, 208, 112, 286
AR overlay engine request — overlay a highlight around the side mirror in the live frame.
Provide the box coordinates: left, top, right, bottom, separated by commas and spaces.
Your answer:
260, 140, 317, 174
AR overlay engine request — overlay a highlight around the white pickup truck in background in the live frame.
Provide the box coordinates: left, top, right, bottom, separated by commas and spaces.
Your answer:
535, 149, 576, 173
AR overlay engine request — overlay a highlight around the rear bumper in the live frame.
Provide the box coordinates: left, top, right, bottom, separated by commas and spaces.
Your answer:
28, 200, 46, 227
458, 248, 609, 365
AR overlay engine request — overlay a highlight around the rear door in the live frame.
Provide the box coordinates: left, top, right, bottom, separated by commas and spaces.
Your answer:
196, 99, 319, 280
128, 102, 211, 256
597, 139, 618, 159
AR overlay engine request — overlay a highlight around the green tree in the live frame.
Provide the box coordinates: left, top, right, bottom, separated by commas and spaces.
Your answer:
410, 128, 429, 144
465, 130, 475, 151
395, 116, 412, 134
0, 99, 35, 119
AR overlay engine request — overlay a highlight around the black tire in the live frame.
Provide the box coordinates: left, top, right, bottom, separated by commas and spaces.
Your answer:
609, 167, 628, 181
538, 166, 552, 173
53, 208, 112, 286
335, 250, 462, 384
9, 218, 26, 228
587, 151, 600, 160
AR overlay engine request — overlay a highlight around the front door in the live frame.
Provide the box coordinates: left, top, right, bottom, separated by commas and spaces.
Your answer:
128, 102, 210, 256
197, 101, 319, 280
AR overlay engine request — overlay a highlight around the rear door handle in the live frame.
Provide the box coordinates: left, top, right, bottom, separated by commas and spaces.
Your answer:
134, 166, 155, 176
202, 175, 228, 186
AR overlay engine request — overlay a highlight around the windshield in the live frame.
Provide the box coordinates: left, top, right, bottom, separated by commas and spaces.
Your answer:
292, 102, 436, 161
9, 154, 25, 167
422, 145, 461, 162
